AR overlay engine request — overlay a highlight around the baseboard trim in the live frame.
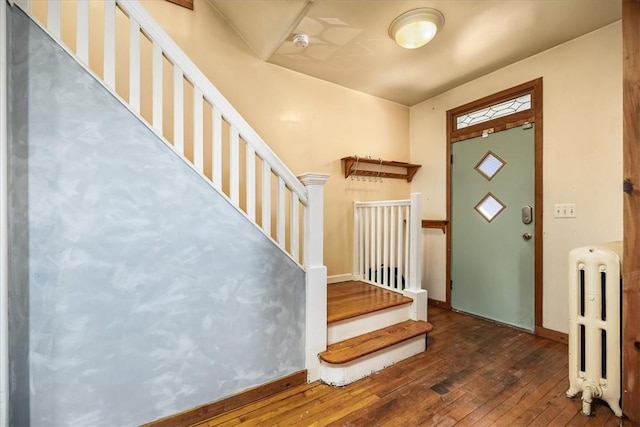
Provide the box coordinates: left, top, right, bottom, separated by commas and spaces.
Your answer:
142, 370, 307, 427
328, 273, 354, 284
535, 326, 568, 344
428, 298, 451, 310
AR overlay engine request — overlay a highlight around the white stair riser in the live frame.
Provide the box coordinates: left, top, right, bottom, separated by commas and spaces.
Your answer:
320, 335, 426, 387
327, 304, 410, 345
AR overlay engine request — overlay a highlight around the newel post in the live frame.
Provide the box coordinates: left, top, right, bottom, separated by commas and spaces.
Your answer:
403, 193, 428, 321
298, 173, 329, 382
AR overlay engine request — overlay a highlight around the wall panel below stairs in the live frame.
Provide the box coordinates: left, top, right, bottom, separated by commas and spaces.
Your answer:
7, 7, 304, 426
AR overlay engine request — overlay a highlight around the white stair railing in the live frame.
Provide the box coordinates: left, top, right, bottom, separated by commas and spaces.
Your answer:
13, 0, 321, 267
353, 193, 427, 321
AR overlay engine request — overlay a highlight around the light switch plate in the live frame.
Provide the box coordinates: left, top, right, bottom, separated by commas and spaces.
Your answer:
554, 203, 576, 218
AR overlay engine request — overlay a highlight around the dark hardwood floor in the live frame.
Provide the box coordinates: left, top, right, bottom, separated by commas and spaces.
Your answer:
195, 306, 626, 426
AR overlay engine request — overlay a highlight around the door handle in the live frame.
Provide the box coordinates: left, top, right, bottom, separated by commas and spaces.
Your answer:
522, 232, 532, 241
522, 205, 533, 224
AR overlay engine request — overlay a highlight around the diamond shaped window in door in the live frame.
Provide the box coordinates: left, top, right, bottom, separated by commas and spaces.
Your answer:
475, 192, 506, 222
475, 151, 506, 181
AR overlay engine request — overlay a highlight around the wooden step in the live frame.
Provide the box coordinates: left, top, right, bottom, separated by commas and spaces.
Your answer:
327, 281, 413, 324
319, 320, 433, 364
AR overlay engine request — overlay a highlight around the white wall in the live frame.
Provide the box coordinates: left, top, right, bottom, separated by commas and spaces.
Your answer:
410, 22, 622, 333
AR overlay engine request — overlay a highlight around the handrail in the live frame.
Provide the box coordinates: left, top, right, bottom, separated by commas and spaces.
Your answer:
354, 199, 410, 208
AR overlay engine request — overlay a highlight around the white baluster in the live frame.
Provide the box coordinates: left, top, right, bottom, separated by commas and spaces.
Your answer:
390, 205, 397, 288
364, 207, 370, 282
47, 0, 61, 39
246, 145, 255, 220
76, 0, 89, 65
261, 163, 271, 236
404, 205, 409, 286
352, 203, 361, 280
397, 205, 404, 286
358, 207, 364, 279
230, 126, 239, 204
103, 0, 116, 89
291, 193, 299, 262
193, 88, 203, 172
47, 1, 62, 39
128, 18, 140, 113
408, 193, 422, 291
376, 206, 382, 285
370, 207, 376, 282
173, 66, 184, 154
212, 107, 222, 191
383, 206, 389, 287
277, 177, 285, 247
152, 42, 163, 133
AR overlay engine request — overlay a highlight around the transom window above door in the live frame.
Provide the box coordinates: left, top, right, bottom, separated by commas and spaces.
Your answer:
455, 94, 532, 130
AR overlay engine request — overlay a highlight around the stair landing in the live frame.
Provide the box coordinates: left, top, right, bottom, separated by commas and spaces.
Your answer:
327, 280, 413, 323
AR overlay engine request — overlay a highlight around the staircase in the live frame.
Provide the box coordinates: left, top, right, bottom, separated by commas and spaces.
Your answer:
1, 0, 430, 424
2, 0, 328, 425
320, 281, 433, 386
315, 194, 431, 386
8, 0, 331, 378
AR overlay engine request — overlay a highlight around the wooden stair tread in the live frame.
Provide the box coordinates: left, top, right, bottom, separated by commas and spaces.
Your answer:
327, 281, 413, 324
318, 320, 433, 364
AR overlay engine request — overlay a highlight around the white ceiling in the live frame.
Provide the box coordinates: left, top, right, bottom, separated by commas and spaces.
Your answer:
208, 0, 621, 106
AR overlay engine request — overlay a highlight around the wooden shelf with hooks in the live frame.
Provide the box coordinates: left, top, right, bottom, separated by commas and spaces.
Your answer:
341, 156, 422, 182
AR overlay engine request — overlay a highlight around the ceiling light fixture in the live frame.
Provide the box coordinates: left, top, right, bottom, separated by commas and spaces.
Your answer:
388, 8, 444, 49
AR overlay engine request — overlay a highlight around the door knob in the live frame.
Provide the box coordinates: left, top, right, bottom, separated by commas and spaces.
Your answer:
522, 232, 532, 241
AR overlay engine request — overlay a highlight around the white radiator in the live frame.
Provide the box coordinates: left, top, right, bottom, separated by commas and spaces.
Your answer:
566, 242, 623, 417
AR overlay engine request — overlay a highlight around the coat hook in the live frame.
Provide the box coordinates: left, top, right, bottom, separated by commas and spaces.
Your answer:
623, 179, 634, 193
351, 155, 360, 181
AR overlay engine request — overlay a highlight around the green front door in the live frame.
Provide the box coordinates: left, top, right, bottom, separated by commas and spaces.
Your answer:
451, 125, 535, 330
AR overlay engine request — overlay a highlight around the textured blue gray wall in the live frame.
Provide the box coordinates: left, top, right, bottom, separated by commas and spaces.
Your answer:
8, 8, 305, 426
7, 7, 30, 427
